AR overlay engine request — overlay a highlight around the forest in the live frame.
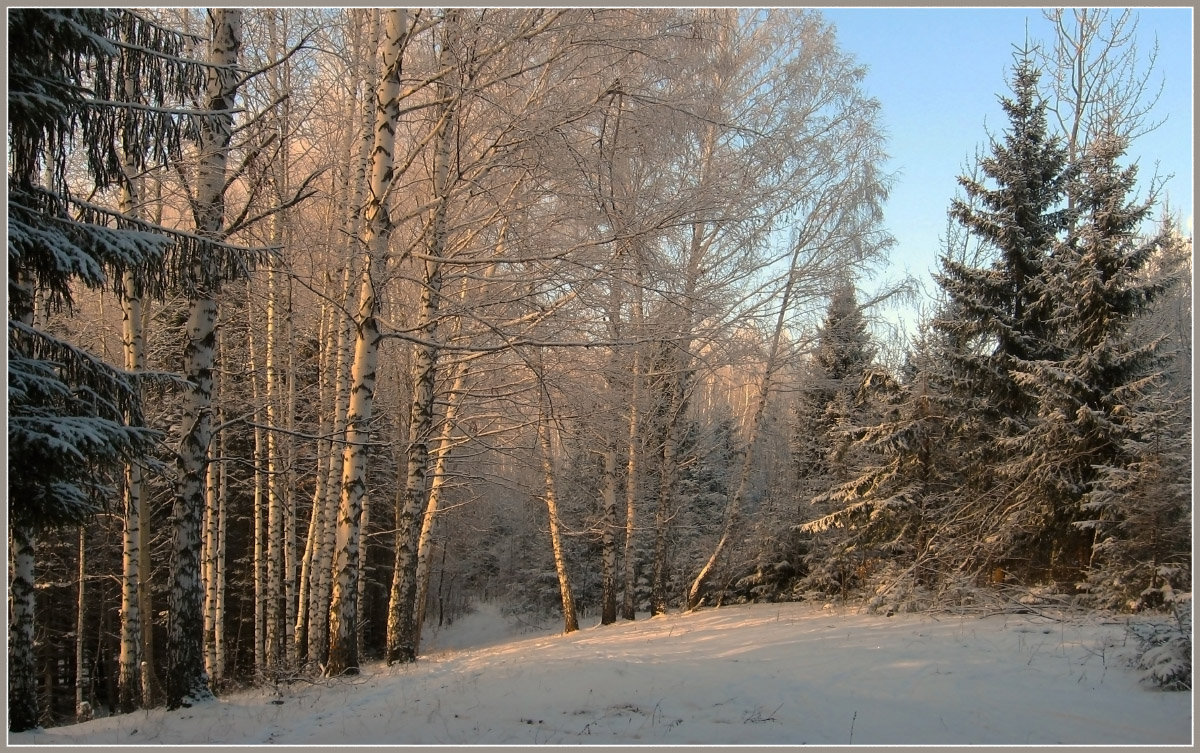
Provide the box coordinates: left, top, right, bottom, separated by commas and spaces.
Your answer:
7, 7, 1192, 732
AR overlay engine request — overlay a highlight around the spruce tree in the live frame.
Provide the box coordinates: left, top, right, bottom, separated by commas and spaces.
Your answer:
797, 321, 969, 608
786, 282, 883, 597
7, 8, 208, 730
930, 50, 1071, 581
1009, 130, 1173, 587
791, 281, 876, 487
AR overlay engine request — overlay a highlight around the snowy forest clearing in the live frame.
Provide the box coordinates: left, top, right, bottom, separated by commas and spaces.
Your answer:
11, 601, 1190, 746
8, 7, 1191, 734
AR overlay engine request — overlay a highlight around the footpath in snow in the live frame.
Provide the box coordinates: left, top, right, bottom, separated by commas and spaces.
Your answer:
9, 601, 1192, 746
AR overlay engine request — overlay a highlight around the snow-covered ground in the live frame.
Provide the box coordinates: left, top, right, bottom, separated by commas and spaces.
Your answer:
9, 601, 1191, 746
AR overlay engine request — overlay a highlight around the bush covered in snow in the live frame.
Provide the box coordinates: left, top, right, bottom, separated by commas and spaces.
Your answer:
1126, 593, 1191, 691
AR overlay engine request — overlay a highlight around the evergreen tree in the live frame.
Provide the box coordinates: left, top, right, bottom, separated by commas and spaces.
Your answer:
782, 282, 882, 598
7, 9, 215, 731
1008, 130, 1174, 587
933, 51, 1069, 418
929, 50, 1071, 581
791, 281, 876, 488
797, 320, 973, 608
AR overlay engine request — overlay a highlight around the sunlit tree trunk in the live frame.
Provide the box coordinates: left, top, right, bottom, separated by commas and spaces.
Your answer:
621, 348, 642, 621
538, 392, 579, 634
75, 528, 89, 721
117, 188, 145, 710
413, 358, 468, 648
247, 288, 266, 676
296, 297, 331, 663
328, 7, 404, 677
385, 8, 458, 666
310, 267, 354, 667
621, 254, 646, 621
167, 7, 241, 709
203, 326, 228, 685
311, 5, 373, 660
265, 253, 283, 671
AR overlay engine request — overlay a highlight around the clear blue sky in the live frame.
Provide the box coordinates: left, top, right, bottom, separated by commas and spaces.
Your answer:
817, 7, 1194, 335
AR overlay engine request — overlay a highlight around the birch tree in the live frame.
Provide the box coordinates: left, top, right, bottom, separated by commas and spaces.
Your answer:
298, 8, 378, 670
537, 380, 580, 634
327, 7, 410, 677
1038, 8, 1164, 165
167, 8, 243, 709
680, 10, 891, 609
384, 9, 460, 666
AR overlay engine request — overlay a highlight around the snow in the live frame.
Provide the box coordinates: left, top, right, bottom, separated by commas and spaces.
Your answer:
9, 601, 1191, 747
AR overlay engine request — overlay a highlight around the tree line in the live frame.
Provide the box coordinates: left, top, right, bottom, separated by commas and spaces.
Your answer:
7, 7, 1190, 731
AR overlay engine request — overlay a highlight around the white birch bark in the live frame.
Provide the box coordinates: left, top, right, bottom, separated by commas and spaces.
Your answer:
621, 259, 646, 621
9, 525, 39, 731
203, 432, 219, 678
309, 269, 352, 666
312, 11, 374, 663
283, 274, 298, 668
117, 222, 145, 710
75, 528, 89, 721
327, 7, 405, 677
412, 358, 468, 648
265, 255, 282, 671
385, 8, 459, 666
355, 490, 370, 663
214, 395, 228, 684
538, 394, 579, 634
247, 288, 266, 676
295, 296, 331, 663
167, 8, 240, 708
203, 325, 228, 685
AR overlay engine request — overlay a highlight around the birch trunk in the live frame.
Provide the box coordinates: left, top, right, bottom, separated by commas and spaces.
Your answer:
139, 181, 164, 709
203, 325, 228, 685
412, 358, 468, 648
355, 490, 370, 663
214, 395, 228, 684
312, 10, 375, 665
284, 280, 298, 669
265, 257, 282, 671
327, 7, 405, 677
117, 82, 145, 704
385, 9, 458, 666
651, 392, 681, 616
167, 8, 240, 709
75, 529, 89, 721
621, 256, 646, 621
650, 103, 719, 614
310, 268, 353, 666
117, 252, 145, 710
295, 298, 331, 663
621, 349, 641, 621
539, 398, 579, 634
599, 270, 624, 624
248, 289, 266, 676
203, 432, 219, 678
600, 447, 619, 624
9, 525, 39, 731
